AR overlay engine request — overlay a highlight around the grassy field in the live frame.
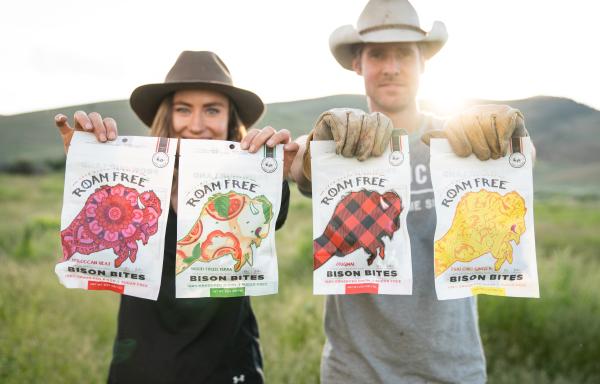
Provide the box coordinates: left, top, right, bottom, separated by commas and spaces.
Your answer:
1, 172, 599, 383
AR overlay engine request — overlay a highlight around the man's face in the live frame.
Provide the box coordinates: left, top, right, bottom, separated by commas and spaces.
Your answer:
353, 42, 423, 114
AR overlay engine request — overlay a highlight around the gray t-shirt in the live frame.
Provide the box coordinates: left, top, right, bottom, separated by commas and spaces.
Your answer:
320, 114, 487, 384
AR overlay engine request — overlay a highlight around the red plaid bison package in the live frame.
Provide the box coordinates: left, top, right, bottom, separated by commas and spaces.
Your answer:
175, 140, 283, 298
311, 133, 412, 295
56, 132, 176, 300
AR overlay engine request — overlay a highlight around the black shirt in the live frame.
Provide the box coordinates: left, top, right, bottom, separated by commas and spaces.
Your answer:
108, 181, 290, 384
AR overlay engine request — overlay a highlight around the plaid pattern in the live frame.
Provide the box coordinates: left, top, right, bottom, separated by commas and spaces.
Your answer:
314, 190, 402, 269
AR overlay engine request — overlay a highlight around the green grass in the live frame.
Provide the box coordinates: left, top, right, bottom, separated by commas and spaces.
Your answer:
1, 172, 599, 383
0, 173, 119, 383
480, 250, 600, 383
255, 193, 324, 383
533, 197, 600, 260
0, 257, 118, 384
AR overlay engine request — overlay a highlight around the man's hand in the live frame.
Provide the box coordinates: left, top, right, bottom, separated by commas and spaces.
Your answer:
421, 105, 528, 160
302, 108, 393, 181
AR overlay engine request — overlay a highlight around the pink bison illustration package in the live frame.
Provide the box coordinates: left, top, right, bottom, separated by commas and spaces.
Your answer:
56, 132, 176, 300
310, 132, 412, 295
175, 140, 283, 298
429, 137, 539, 300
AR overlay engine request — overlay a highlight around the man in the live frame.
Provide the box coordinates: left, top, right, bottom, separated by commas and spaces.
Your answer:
290, 0, 527, 382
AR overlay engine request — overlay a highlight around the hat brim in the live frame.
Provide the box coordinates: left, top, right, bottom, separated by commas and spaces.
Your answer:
329, 20, 448, 70
130, 81, 265, 128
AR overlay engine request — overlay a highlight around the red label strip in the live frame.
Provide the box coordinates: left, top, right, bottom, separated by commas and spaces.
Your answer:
345, 283, 379, 294
88, 281, 125, 294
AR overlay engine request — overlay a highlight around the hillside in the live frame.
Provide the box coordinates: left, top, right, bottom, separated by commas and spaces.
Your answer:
0, 100, 148, 165
1, 95, 599, 193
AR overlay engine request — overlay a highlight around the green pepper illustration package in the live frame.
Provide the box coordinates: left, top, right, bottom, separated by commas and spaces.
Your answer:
430, 137, 539, 300
311, 132, 412, 295
175, 140, 283, 298
56, 132, 176, 300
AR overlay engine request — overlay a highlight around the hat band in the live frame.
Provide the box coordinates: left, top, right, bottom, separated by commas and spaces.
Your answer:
359, 23, 425, 36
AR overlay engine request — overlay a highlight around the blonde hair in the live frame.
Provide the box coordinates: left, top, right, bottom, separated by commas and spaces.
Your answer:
148, 93, 247, 141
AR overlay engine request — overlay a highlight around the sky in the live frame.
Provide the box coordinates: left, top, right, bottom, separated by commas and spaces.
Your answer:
2, 0, 599, 115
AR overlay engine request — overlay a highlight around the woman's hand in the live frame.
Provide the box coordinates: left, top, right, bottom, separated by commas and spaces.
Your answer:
241, 126, 299, 180
54, 111, 118, 153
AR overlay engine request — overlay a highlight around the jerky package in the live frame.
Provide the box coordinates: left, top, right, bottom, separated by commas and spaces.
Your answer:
311, 132, 412, 295
430, 137, 539, 300
175, 140, 283, 298
56, 132, 176, 300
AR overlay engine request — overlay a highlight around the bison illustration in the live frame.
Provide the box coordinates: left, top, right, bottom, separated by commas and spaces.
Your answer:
313, 190, 403, 270
434, 190, 527, 277
61, 184, 162, 268
176, 191, 273, 274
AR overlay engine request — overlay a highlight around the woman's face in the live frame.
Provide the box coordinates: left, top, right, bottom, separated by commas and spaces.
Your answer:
170, 89, 230, 140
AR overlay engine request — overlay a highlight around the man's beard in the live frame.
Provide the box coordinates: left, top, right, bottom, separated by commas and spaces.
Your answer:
370, 96, 411, 115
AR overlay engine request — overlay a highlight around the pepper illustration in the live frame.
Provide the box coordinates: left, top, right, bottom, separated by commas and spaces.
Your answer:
313, 190, 403, 269
176, 191, 273, 273
61, 184, 162, 267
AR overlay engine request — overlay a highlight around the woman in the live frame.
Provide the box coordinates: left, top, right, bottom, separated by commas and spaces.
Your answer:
55, 51, 298, 384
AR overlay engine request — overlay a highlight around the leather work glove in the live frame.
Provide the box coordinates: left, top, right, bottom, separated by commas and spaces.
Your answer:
302, 108, 393, 181
421, 104, 528, 160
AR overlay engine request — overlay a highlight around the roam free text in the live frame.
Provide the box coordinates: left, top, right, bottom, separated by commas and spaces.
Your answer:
321, 176, 387, 205
441, 177, 508, 208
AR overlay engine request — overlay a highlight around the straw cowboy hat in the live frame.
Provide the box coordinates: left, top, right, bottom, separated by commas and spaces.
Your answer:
130, 51, 264, 127
329, 0, 448, 70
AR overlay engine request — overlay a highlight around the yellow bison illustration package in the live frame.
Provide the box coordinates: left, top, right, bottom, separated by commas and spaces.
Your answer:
430, 137, 539, 300
175, 139, 283, 298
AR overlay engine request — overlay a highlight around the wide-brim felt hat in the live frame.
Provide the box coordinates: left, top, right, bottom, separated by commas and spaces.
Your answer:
330, 0, 448, 70
130, 51, 264, 127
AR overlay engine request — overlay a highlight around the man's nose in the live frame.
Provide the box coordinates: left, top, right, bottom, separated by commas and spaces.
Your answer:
383, 56, 401, 75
